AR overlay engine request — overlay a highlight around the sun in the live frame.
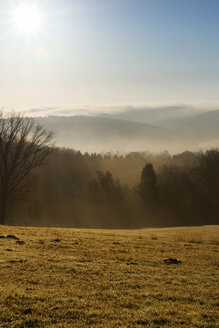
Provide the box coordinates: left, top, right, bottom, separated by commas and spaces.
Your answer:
11, 3, 42, 35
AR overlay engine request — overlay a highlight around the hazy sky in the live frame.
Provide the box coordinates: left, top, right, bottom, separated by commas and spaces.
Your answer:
0, 0, 219, 113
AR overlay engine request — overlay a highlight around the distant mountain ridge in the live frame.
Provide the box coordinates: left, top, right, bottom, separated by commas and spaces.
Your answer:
100, 105, 205, 124
34, 107, 219, 153
158, 109, 219, 142
36, 115, 176, 153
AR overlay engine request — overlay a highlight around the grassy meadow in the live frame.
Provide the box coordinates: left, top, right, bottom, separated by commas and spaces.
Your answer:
0, 225, 218, 327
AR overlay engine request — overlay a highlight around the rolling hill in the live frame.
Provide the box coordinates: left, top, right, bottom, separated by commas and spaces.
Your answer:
36, 115, 177, 153
35, 107, 219, 153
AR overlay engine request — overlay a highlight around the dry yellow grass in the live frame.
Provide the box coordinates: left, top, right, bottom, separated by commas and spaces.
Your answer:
0, 225, 218, 327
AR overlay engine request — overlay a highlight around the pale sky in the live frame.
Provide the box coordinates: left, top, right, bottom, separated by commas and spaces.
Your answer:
0, 0, 219, 113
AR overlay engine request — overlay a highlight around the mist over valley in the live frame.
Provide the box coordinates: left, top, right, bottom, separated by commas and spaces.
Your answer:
35, 105, 219, 153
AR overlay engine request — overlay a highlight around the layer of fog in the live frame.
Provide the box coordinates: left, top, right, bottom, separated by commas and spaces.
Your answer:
32, 105, 219, 154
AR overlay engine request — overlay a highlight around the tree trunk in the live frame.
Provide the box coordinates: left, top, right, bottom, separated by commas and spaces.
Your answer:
0, 191, 7, 225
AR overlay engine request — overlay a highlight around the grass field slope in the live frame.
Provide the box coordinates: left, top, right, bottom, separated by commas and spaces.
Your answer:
0, 225, 218, 327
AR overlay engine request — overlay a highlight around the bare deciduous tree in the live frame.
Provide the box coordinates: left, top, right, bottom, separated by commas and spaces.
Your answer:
0, 111, 53, 224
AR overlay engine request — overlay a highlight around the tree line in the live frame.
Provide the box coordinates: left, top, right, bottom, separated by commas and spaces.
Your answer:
0, 112, 218, 228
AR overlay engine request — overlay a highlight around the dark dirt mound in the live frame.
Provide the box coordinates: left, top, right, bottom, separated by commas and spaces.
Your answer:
6, 235, 19, 240
164, 258, 182, 264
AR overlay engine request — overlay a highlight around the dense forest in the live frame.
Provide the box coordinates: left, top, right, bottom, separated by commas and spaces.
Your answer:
8, 148, 219, 228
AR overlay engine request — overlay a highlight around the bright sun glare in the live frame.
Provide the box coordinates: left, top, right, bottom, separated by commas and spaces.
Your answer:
12, 4, 42, 35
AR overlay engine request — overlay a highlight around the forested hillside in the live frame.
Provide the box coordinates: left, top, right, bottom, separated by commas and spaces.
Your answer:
9, 148, 219, 228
